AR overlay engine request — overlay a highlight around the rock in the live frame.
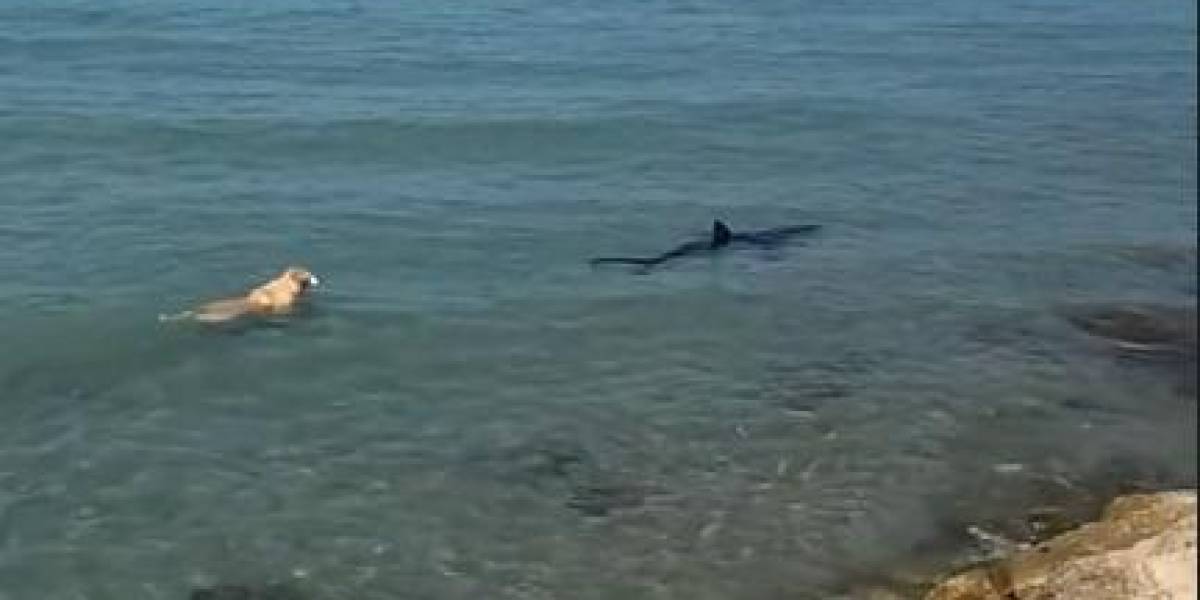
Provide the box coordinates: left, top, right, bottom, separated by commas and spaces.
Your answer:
1021, 506, 1082, 541
925, 490, 1198, 600
503, 437, 590, 481
835, 585, 914, 600
189, 583, 305, 600
1062, 304, 1196, 354
565, 482, 650, 516
1062, 303, 1198, 396
1110, 243, 1197, 271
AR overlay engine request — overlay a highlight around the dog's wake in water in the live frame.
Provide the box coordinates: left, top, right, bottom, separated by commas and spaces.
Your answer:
590, 220, 821, 272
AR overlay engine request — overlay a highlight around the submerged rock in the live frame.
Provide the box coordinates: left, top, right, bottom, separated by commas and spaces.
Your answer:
1062, 302, 1197, 397
565, 482, 651, 517
1110, 243, 1198, 271
925, 490, 1197, 600
189, 583, 305, 600
1061, 303, 1196, 354
508, 438, 590, 481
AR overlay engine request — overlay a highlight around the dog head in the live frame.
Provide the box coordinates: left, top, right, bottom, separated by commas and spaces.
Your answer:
281, 266, 320, 293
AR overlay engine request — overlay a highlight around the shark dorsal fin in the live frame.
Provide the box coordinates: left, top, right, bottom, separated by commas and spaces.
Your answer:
711, 220, 733, 247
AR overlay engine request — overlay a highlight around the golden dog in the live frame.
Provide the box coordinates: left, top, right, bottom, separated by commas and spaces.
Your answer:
163, 266, 320, 323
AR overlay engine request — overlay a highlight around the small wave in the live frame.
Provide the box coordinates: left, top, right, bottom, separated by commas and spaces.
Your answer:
2, 114, 693, 169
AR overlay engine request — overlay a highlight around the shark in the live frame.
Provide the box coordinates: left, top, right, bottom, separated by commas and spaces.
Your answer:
589, 219, 821, 272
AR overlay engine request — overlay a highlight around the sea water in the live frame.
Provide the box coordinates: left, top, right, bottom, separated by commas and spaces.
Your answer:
0, 1, 1195, 598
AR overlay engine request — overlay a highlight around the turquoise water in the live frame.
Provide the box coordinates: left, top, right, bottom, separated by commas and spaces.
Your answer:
0, 1, 1196, 598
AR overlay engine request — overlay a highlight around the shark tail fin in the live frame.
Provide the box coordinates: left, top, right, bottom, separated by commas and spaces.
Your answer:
712, 220, 733, 247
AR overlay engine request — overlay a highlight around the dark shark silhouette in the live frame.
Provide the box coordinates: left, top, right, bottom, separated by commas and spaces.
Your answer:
589, 220, 821, 272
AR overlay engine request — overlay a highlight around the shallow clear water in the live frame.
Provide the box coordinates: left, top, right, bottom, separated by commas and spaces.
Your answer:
0, 1, 1196, 598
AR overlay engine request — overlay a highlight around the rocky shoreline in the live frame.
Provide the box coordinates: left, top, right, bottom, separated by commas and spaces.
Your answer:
925, 490, 1197, 600
849, 300, 1196, 600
